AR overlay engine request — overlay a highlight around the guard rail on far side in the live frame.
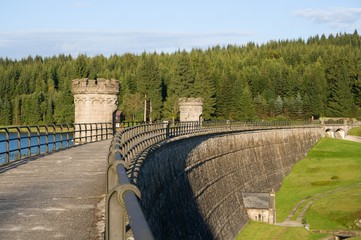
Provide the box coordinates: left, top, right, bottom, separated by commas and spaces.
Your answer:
105, 120, 322, 240
0, 122, 113, 166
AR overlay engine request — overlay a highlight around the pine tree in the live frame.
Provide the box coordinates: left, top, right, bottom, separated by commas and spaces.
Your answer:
239, 85, 255, 120
136, 55, 163, 121
169, 51, 196, 97
328, 73, 354, 116
12, 95, 21, 125
274, 95, 284, 116
253, 93, 268, 119
303, 59, 327, 118
215, 72, 235, 119
44, 94, 54, 123
194, 57, 216, 120
0, 96, 12, 126
294, 92, 303, 118
165, 51, 196, 120
75, 55, 89, 78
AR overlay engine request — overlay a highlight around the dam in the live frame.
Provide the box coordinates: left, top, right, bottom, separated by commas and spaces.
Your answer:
134, 127, 323, 239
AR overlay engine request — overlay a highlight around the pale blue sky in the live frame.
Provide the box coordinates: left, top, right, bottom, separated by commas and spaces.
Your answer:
1, 0, 360, 59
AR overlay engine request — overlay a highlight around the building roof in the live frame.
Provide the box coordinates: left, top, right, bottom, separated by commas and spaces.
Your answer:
242, 192, 270, 209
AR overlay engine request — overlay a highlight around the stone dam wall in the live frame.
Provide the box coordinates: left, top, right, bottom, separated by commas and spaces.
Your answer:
136, 128, 323, 240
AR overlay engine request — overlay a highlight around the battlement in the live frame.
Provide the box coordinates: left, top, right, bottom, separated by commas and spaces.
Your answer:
72, 78, 120, 95
178, 97, 204, 106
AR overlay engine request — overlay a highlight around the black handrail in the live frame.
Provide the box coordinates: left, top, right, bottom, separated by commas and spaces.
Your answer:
105, 120, 331, 239
0, 122, 113, 166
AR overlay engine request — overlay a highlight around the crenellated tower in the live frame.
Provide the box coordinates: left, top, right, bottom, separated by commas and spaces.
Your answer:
72, 78, 120, 141
178, 97, 204, 122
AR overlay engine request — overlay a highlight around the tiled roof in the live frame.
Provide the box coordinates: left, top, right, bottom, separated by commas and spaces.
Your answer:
242, 192, 270, 209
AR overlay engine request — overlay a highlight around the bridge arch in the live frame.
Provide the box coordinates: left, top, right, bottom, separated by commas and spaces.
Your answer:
325, 128, 334, 138
334, 128, 346, 139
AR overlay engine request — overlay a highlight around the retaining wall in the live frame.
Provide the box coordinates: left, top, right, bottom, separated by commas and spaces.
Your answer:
137, 128, 323, 239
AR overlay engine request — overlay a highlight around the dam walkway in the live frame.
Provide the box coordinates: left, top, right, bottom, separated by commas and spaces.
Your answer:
0, 140, 110, 240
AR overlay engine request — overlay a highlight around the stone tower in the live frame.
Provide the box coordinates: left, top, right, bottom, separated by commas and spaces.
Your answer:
178, 97, 204, 122
72, 78, 120, 141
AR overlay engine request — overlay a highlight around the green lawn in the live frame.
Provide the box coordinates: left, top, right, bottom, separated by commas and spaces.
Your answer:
305, 185, 361, 230
235, 221, 329, 240
236, 138, 361, 239
348, 126, 361, 136
276, 138, 361, 223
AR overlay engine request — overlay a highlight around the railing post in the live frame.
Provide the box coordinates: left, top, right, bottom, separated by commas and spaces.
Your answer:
35, 126, 40, 155
84, 124, 88, 143
166, 121, 170, 139
5, 129, 9, 164
59, 125, 63, 149
106, 189, 127, 240
26, 126, 31, 157
51, 125, 56, 151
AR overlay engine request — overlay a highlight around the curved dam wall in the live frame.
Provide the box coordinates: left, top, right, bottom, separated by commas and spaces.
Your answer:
137, 128, 323, 239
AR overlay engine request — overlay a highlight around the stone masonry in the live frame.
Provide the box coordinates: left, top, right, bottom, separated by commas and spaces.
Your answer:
72, 78, 119, 123
179, 97, 204, 122
136, 128, 323, 239
72, 78, 119, 141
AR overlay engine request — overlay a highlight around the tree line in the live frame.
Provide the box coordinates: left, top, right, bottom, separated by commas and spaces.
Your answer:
0, 31, 361, 126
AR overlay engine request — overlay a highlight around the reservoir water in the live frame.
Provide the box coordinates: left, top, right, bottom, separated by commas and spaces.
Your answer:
0, 132, 74, 164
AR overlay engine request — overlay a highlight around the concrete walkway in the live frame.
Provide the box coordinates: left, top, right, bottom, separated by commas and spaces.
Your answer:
0, 140, 110, 240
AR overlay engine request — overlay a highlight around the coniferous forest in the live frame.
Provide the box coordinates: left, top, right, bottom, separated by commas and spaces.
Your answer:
1, 32, 361, 125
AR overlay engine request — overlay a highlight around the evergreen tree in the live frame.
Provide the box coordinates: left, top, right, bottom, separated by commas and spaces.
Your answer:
0, 97, 12, 126
294, 92, 303, 118
12, 96, 21, 125
238, 85, 255, 120
303, 59, 327, 118
194, 57, 216, 120
328, 72, 354, 116
215, 72, 236, 119
44, 94, 54, 123
136, 55, 163, 121
253, 93, 268, 119
274, 95, 284, 116
75, 55, 89, 78
169, 51, 196, 97
0, 32, 361, 125
53, 91, 74, 124
165, 51, 196, 120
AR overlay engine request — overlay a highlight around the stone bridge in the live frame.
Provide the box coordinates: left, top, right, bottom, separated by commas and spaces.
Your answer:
323, 124, 354, 139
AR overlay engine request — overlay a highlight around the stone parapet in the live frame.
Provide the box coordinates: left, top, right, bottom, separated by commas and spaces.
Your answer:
72, 78, 119, 95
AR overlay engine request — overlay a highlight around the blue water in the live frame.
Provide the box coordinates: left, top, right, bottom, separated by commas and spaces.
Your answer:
0, 133, 74, 164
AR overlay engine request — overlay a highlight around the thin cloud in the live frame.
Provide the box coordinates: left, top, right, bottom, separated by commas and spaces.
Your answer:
0, 30, 253, 59
294, 7, 361, 28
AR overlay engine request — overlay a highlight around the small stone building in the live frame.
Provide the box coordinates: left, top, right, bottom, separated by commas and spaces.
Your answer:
72, 78, 120, 142
242, 191, 276, 224
178, 97, 204, 122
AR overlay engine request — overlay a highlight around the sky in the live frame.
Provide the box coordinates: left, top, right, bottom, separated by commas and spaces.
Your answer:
0, 0, 361, 60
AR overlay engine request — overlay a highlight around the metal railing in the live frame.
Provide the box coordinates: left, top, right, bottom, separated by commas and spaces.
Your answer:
105, 120, 323, 240
0, 122, 113, 166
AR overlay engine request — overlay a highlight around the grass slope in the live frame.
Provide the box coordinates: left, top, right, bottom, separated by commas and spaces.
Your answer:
236, 138, 361, 239
236, 221, 328, 240
348, 126, 361, 137
276, 138, 361, 223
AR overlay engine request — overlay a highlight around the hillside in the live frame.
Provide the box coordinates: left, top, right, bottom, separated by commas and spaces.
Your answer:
0, 31, 361, 125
